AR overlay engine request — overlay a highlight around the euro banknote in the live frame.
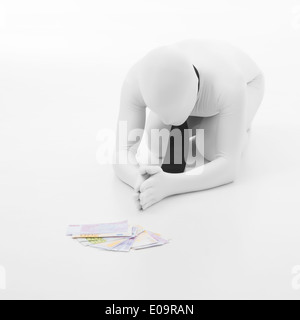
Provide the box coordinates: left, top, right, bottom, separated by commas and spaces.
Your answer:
67, 221, 169, 252
66, 221, 132, 238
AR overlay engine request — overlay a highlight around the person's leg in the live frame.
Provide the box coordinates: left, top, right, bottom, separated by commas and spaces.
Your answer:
187, 73, 265, 162
187, 115, 219, 162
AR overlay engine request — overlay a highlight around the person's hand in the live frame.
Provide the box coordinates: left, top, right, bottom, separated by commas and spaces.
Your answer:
138, 166, 173, 211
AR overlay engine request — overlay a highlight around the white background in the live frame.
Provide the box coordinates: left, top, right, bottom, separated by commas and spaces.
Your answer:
0, 0, 300, 300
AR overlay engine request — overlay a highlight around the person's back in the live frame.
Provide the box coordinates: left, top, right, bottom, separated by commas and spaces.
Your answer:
175, 39, 262, 83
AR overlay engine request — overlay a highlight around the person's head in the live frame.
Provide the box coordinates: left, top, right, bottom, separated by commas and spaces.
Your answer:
138, 46, 198, 126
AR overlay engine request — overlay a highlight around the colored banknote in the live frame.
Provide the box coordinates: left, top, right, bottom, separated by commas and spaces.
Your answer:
66, 221, 132, 238
67, 221, 168, 252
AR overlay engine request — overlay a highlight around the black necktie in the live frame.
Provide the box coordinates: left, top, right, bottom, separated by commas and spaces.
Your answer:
161, 120, 189, 174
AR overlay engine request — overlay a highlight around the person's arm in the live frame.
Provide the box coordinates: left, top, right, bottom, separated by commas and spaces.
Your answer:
138, 81, 247, 210
113, 66, 146, 189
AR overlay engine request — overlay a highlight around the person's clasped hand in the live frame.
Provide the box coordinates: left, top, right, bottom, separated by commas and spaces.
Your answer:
134, 166, 175, 211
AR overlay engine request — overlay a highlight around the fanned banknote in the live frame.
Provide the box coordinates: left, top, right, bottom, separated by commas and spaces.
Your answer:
131, 231, 159, 250
77, 237, 124, 247
67, 222, 169, 252
67, 221, 132, 238
111, 238, 136, 252
132, 231, 169, 250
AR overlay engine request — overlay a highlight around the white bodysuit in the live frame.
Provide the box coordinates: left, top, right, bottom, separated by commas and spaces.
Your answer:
115, 39, 265, 208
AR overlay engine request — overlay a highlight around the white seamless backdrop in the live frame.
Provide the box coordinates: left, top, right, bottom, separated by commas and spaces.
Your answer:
0, 0, 300, 300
